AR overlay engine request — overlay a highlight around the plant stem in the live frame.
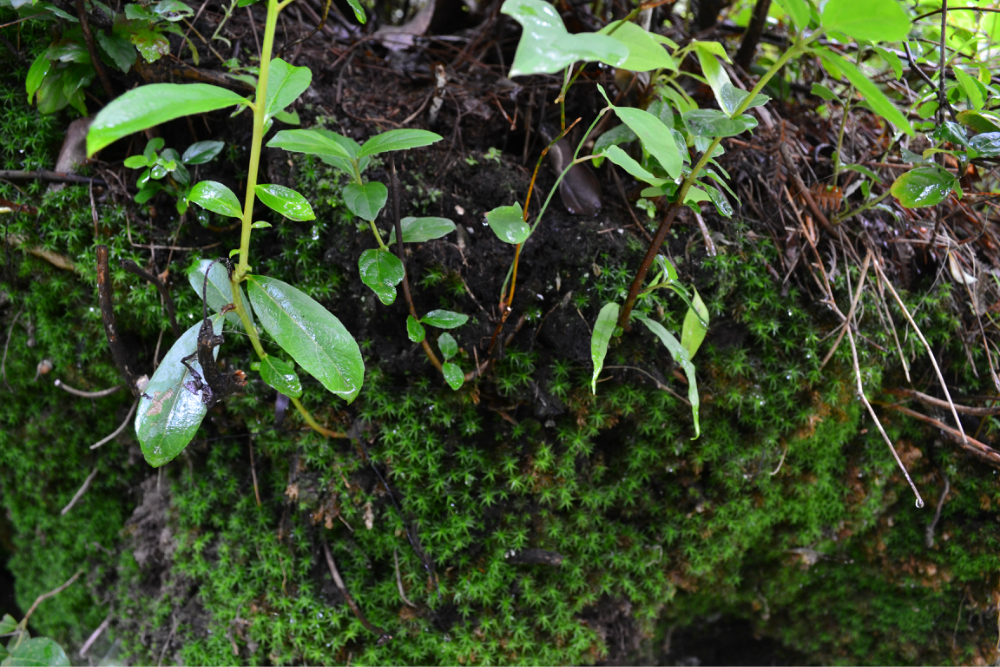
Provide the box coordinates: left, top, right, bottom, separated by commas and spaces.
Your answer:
369, 219, 389, 250
616, 31, 817, 329
832, 89, 852, 188
234, 0, 279, 281
832, 189, 891, 224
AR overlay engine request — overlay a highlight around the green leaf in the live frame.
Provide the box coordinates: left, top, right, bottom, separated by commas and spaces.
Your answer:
251, 220, 272, 229
247, 275, 364, 403
387, 216, 456, 244
136, 315, 223, 467
88, 83, 247, 156
124, 155, 149, 169
273, 109, 300, 125
683, 109, 758, 137
486, 203, 530, 244
96, 30, 136, 73
500, 0, 628, 76
182, 140, 224, 164
343, 181, 388, 221
593, 124, 637, 158
125, 3, 156, 19
816, 49, 913, 136
842, 163, 882, 183
254, 184, 315, 221
873, 46, 902, 80
314, 130, 365, 175
597, 20, 676, 72
258, 355, 302, 398
956, 109, 1000, 134
0, 615, 16, 635
26, 52, 50, 104
438, 332, 458, 359
1, 637, 70, 667
890, 167, 958, 208
134, 182, 162, 203
442, 362, 464, 390
719, 83, 770, 117
590, 302, 619, 393
358, 129, 442, 157
344, 0, 365, 22
267, 129, 353, 160
153, 0, 193, 20
421, 309, 469, 329
774, 0, 811, 29
953, 66, 984, 111
130, 27, 170, 62
599, 91, 683, 179
702, 183, 732, 218
265, 57, 311, 119
810, 83, 841, 102
358, 248, 404, 305
188, 180, 243, 218
406, 315, 426, 342
695, 46, 732, 115
635, 314, 700, 439
969, 132, 1000, 157
186, 259, 253, 329
600, 146, 666, 186
681, 289, 709, 358
821, 0, 908, 42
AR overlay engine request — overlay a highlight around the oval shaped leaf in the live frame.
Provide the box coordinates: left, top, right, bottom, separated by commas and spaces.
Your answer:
821, 0, 909, 42
890, 167, 957, 208
486, 203, 530, 244
188, 180, 243, 218
635, 314, 700, 439
442, 361, 464, 390
258, 354, 303, 398
598, 20, 676, 72
817, 48, 913, 136
388, 216, 456, 244
344, 181, 388, 222
421, 309, 469, 329
254, 184, 315, 221
265, 57, 311, 118
591, 302, 619, 393
247, 275, 364, 402
267, 129, 353, 160
610, 103, 683, 179
358, 248, 404, 305
136, 315, 223, 467
683, 109, 758, 138
969, 132, 1000, 158
406, 315, 426, 342
358, 129, 442, 157
601, 145, 666, 186
88, 83, 247, 156
182, 140, 224, 164
438, 332, 458, 359
3, 637, 70, 667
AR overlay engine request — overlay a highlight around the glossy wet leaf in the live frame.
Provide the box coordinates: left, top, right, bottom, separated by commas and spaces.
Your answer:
600, 92, 683, 179
438, 332, 458, 360
421, 310, 469, 329
254, 184, 315, 221
501, 0, 628, 77
88, 83, 247, 155
681, 289, 709, 358
387, 216, 456, 244
695, 46, 733, 115
265, 58, 311, 119
597, 20, 676, 72
344, 0, 365, 22
182, 140, 224, 164
358, 129, 442, 157
267, 129, 353, 160
1, 637, 70, 667
358, 249, 404, 305
970, 132, 1000, 157
821, 0, 908, 42
635, 314, 700, 439
719, 84, 770, 117
187, 259, 253, 329
247, 276, 364, 402
591, 302, 619, 393
703, 183, 732, 218
956, 109, 1000, 134
683, 109, 758, 138
136, 315, 223, 467
816, 49, 913, 136
486, 203, 530, 244
26, 52, 50, 103
442, 362, 464, 390
344, 181, 388, 222
130, 28, 171, 62
890, 167, 957, 208
258, 355, 302, 398
406, 315, 426, 342
600, 146, 666, 186
188, 180, 243, 218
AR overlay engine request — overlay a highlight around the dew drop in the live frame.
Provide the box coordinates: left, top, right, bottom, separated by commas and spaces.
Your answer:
915, 498, 925, 508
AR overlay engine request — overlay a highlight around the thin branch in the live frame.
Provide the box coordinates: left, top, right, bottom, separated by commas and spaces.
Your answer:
878, 402, 1000, 467
322, 542, 393, 644
96, 246, 140, 396
54, 379, 122, 398
21, 569, 84, 626
79, 613, 112, 658
393, 548, 417, 608
61, 467, 99, 515
925, 474, 950, 548
90, 399, 138, 449
2, 305, 22, 391
889, 387, 1000, 416
0, 170, 108, 185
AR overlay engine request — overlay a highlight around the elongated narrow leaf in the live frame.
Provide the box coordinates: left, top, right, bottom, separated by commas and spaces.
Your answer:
817, 49, 913, 136
683, 109, 758, 138
442, 362, 464, 390
890, 167, 957, 208
599, 91, 683, 179
421, 309, 469, 329
265, 57, 311, 118
258, 354, 302, 398
406, 315, 426, 342
358, 248, 404, 305
182, 140, 224, 165
26, 52, 50, 103
247, 276, 364, 402
597, 20, 676, 72
486, 203, 530, 244
136, 315, 223, 467
344, 181, 388, 222
601, 146, 666, 186
591, 302, 619, 393
254, 184, 315, 221
188, 180, 243, 218
635, 314, 700, 439
681, 289, 709, 358
821, 0, 908, 42
88, 83, 247, 156
344, 0, 365, 22
3, 637, 70, 667
387, 216, 456, 244
267, 129, 353, 160
358, 129, 442, 157
695, 46, 733, 115
953, 67, 984, 111
187, 258, 254, 329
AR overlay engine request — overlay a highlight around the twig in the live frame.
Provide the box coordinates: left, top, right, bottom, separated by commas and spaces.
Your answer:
770, 442, 789, 476
54, 379, 122, 398
21, 569, 84, 625
75, 0, 113, 97
925, 474, 949, 548
79, 613, 112, 657
2, 305, 22, 391
90, 399, 138, 449
393, 548, 417, 608
889, 387, 1000, 416
878, 402, 1000, 467
120, 259, 182, 337
820, 252, 870, 369
249, 439, 261, 507
61, 467, 99, 515
96, 246, 140, 396
0, 170, 108, 185
322, 542, 393, 645
605, 366, 690, 405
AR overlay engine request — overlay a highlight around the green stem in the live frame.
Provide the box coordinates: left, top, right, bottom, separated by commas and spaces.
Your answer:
832, 90, 852, 188
832, 189, 892, 224
234, 0, 280, 282
369, 219, 388, 250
